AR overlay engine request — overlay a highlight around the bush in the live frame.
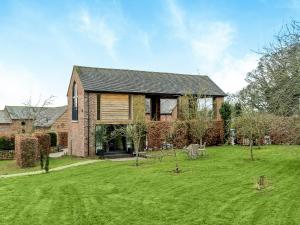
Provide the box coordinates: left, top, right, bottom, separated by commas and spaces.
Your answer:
34, 133, 51, 172
0, 136, 15, 150
34, 133, 51, 156
172, 121, 189, 148
269, 116, 300, 145
57, 132, 68, 148
15, 134, 38, 168
48, 132, 57, 147
147, 121, 171, 149
203, 121, 224, 146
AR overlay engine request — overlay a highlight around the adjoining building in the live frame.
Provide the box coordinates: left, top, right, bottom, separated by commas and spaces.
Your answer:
0, 105, 68, 138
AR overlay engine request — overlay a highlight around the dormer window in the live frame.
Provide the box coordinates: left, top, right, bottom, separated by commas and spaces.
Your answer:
72, 82, 78, 121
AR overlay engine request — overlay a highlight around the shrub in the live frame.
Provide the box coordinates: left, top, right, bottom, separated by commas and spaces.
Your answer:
34, 132, 51, 172
48, 132, 57, 147
0, 136, 15, 150
34, 133, 51, 156
15, 134, 38, 168
147, 121, 171, 149
172, 121, 189, 148
57, 132, 68, 148
269, 116, 300, 145
203, 121, 224, 146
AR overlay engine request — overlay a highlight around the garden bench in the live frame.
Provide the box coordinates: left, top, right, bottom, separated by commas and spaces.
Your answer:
184, 143, 207, 159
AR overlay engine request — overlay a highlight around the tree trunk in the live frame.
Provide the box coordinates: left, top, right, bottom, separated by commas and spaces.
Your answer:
250, 140, 254, 161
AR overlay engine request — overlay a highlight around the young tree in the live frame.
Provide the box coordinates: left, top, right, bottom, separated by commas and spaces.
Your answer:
234, 108, 269, 160
114, 114, 147, 167
219, 101, 232, 144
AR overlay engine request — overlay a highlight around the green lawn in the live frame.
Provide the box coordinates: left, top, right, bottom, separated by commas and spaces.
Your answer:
0, 156, 88, 175
1, 145, 300, 225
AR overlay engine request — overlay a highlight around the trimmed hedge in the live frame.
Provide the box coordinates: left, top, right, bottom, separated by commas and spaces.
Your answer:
34, 133, 51, 157
269, 116, 300, 145
15, 134, 38, 168
172, 121, 189, 148
147, 121, 171, 149
0, 136, 15, 150
58, 132, 68, 148
48, 132, 57, 147
146, 120, 224, 149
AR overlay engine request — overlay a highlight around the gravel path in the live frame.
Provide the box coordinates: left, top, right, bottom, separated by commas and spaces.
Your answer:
0, 160, 100, 179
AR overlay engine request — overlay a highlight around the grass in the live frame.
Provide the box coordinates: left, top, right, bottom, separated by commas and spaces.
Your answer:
1, 145, 300, 225
0, 156, 88, 175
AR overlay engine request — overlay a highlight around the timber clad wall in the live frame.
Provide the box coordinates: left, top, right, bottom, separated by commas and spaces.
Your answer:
99, 94, 130, 121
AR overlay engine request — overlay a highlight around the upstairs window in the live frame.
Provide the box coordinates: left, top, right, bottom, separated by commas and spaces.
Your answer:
72, 82, 78, 121
197, 97, 213, 111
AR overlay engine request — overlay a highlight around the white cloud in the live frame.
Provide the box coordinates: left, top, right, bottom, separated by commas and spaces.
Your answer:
0, 64, 65, 109
77, 9, 118, 58
211, 53, 259, 93
166, 0, 257, 93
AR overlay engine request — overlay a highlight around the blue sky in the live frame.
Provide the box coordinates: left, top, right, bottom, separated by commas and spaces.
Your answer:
0, 0, 300, 108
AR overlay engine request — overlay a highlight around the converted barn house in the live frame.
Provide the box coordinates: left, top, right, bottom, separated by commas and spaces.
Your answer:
67, 66, 226, 157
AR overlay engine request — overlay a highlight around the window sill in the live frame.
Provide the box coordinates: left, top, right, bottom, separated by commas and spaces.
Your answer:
72, 120, 79, 123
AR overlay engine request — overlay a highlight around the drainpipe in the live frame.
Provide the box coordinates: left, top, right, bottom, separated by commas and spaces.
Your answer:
87, 92, 90, 156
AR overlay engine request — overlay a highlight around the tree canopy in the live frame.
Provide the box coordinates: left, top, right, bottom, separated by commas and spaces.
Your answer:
239, 21, 300, 116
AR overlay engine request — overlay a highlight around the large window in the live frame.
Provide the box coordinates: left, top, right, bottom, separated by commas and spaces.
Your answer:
72, 82, 78, 121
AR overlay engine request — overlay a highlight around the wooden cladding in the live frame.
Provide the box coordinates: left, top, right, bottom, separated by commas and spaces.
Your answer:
97, 94, 130, 121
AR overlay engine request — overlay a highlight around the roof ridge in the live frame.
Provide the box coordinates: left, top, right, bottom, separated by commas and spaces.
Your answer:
74, 65, 209, 78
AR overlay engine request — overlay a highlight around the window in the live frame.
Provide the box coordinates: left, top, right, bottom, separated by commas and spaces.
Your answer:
97, 94, 101, 120
197, 97, 213, 111
21, 121, 26, 126
72, 82, 78, 121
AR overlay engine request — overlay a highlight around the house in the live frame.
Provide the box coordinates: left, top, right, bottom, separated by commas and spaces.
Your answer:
0, 105, 68, 139
67, 66, 226, 157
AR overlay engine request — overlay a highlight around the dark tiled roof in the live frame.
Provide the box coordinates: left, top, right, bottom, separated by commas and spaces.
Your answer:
0, 110, 12, 124
5, 106, 67, 127
75, 66, 226, 96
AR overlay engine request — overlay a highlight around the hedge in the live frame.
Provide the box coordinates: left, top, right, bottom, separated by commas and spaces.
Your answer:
0, 136, 15, 150
269, 116, 300, 145
146, 120, 224, 149
147, 121, 171, 149
15, 134, 38, 168
58, 132, 68, 148
34, 133, 51, 157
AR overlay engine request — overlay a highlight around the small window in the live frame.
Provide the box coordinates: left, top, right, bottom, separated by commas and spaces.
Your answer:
97, 94, 101, 120
21, 121, 26, 126
72, 82, 78, 121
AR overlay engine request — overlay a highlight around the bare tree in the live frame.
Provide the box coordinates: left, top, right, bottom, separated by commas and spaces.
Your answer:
19, 95, 56, 133
114, 114, 147, 167
179, 87, 213, 145
234, 107, 269, 160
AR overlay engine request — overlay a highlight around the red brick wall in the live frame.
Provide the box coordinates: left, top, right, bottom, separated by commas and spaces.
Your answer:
67, 70, 86, 157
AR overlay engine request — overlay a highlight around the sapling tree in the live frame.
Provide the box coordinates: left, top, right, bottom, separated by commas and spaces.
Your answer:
114, 114, 147, 167
179, 88, 213, 145
234, 108, 269, 160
